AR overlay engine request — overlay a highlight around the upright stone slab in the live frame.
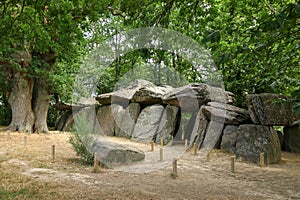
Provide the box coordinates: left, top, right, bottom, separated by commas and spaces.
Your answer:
155, 105, 179, 145
201, 120, 224, 149
284, 125, 300, 153
55, 110, 72, 131
115, 103, 141, 138
247, 93, 295, 126
236, 125, 281, 164
189, 106, 209, 149
96, 104, 122, 136
220, 125, 239, 153
62, 106, 98, 132
131, 104, 164, 143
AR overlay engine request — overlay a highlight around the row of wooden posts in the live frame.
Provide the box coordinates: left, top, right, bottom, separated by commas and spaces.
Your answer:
5, 132, 57, 160
4, 131, 268, 177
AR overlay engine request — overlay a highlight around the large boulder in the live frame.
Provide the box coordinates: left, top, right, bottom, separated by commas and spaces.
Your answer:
201, 120, 224, 149
162, 83, 234, 112
96, 80, 156, 105
189, 106, 209, 149
115, 103, 141, 138
131, 104, 164, 143
131, 86, 173, 105
220, 125, 239, 153
92, 138, 145, 167
155, 105, 180, 145
96, 104, 123, 136
236, 125, 281, 164
283, 125, 300, 153
247, 93, 295, 126
202, 102, 251, 125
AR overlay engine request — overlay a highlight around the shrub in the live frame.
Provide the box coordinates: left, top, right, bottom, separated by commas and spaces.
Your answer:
69, 112, 95, 165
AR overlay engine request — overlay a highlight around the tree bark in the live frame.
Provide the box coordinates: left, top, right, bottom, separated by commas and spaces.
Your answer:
8, 73, 35, 133
32, 78, 51, 133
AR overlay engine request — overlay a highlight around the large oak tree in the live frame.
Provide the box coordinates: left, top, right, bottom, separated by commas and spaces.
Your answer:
0, 0, 110, 133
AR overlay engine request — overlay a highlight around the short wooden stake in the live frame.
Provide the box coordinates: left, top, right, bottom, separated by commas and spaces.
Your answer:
181, 125, 185, 140
150, 141, 154, 152
51, 144, 55, 160
260, 152, 265, 167
6, 132, 10, 140
172, 158, 178, 178
185, 139, 188, 149
93, 153, 100, 172
160, 137, 164, 146
23, 136, 27, 146
230, 156, 235, 173
193, 143, 197, 155
160, 147, 163, 162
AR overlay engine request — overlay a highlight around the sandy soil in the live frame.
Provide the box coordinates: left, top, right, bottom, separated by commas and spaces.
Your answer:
0, 130, 300, 200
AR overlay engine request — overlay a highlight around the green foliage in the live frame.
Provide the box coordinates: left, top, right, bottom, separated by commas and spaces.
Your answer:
108, 0, 299, 107
69, 113, 94, 165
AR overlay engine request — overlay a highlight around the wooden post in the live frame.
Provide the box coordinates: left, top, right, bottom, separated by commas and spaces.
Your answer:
93, 152, 100, 172
51, 144, 55, 160
23, 136, 27, 146
185, 139, 188, 149
172, 158, 178, 178
150, 141, 154, 152
160, 137, 164, 146
260, 152, 265, 167
230, 156, 235, 173
160, 147, 163, 162
193, 143, 197, 155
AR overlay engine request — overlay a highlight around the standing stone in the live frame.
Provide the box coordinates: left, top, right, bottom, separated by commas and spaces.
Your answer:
155, 105, 179, 145
189, 106, 209, 149
220, 125, 239, 153
115, 103, 141, 138
236, 125, 281, 164
247, 93, 295, 126
283, 125, 300, 153
55, 110, 72, 131
96, 104, 122, 136
131, 104, 164, 143
62, 106, 98, 132
201, 120, 224, 149
183, 112, 197, 141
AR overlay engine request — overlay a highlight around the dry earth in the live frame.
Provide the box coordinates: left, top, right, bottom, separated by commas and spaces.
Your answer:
0, 130, 300, 200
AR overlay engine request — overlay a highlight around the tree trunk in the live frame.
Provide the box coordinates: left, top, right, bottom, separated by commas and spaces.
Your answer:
8, 73, 35, 133
32, 78, 51, 133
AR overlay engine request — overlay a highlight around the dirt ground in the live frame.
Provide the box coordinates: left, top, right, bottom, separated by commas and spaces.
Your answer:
0, 130, 300, 200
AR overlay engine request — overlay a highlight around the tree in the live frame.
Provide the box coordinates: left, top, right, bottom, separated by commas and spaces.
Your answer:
0, 0, 110, 133
106, 0, 299, 107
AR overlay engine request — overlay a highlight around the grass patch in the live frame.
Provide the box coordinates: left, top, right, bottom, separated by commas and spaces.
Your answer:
0, 168, 61, 200
0, 188, 35, 199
